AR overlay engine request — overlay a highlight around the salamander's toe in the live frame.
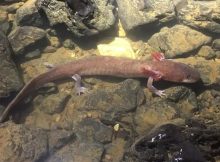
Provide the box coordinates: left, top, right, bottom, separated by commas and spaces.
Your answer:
76, 86, 88, 96
155, 90, 166, 97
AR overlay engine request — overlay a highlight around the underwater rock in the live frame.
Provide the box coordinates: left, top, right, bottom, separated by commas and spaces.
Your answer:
178, 1, 220, 33
116, 0, 176, 32
0, 122, 78, 162
57, 79, 145, 130
213, 39, 220, 50
6, 2, 24, 13
36, 0, 116, 37
48, 36, 61, 48
47, 140, 104, 162
124, 123, 216, 162
73, 79, 144, 124
8, 26, 47, 56
0, 30, 23, 98
134, 85, 198, 135
15, 0, 44, 27
195, 59, 220, 85
197, 89, 220, 124
0, 122, 48, 162
197, 45, 216, 60
0, 9, 10, 34
134, 100, 177, 135
63, 38, 75, 50
216, 50, 220, 59
48, 129, 76, 153
166, 86, 198, 118
148, 25, 212, 58
36, 92, 71, 115
74, 118, 113, 144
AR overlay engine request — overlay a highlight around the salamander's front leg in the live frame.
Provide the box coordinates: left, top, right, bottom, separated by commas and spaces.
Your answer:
147, 77, 166, 97
72, 74, 87, 95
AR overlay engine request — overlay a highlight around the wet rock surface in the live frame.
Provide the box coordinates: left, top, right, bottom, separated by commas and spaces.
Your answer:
0, 122, 48, 162
116, 0, 176, 32
124, 123, 219, 162
36, 0, 116, 37
197, 45, 216, 60
15, 0, 44, 27
0, 30, 23, 98
1, 0, 220, 161
148, 25, 212, 58
63, 79, 145, 126
8, 26, 47, 56
0, 9, 10, 34
178, 1, 220, 33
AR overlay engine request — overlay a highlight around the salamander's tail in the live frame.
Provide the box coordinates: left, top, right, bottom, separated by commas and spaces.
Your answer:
0, 78, 37, 123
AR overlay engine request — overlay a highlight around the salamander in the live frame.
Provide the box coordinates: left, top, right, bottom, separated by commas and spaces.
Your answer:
0, 52, 200, 122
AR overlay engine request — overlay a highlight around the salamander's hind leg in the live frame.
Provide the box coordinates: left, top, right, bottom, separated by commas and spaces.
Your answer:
147, 77, 166, 97
72, 74, 87, 95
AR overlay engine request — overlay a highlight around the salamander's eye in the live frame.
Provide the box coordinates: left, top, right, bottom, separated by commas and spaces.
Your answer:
186, 74, 191, 79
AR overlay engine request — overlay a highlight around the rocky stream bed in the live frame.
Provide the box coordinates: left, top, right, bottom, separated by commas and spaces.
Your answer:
0, 0, 220, 162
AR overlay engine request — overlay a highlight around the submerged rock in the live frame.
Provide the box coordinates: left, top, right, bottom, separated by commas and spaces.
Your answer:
213, 39, 220, 50
8, 26, 47, 56
0, 30, 23, 98
47, 140, 104, 162
125, 123, 217, 162
134, 100, 177, 134
36, 0, 116, 37
0, 9, 10, 34
0, 122, 77, 162
148, 25, 212, 58
197, 46, 216, 60
74, 118, 113, 144
15, 0, 44, 27
178, 1, 220, 33
36, 92, 71, 115
73, 79, 144, 123
116, 0, 176, 32
6, 2, 24, 13
0, 122, 48, 162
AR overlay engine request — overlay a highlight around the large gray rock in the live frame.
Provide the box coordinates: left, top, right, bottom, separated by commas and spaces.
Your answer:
148, 25, 212, 58
8, 26, 46, 56
116, 0, 176, 31
36, 0, 116, 37
0, 30, 23, 98
15, 0, 44, 27
178, 1, 220, 33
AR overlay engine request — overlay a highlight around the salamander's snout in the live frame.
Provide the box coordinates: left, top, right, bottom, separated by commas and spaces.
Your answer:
181, 67, 200, 83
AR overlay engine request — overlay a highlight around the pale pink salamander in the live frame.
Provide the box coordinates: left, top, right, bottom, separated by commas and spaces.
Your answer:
0, 52, 200, 122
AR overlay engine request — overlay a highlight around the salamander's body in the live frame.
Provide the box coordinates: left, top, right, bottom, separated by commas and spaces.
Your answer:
0, 55, 200, 122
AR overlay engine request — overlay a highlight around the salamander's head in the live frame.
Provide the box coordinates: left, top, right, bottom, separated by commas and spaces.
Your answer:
152, 60, 200, 83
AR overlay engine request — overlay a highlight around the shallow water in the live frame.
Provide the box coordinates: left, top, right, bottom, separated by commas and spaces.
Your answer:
0, 0, 220, 162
